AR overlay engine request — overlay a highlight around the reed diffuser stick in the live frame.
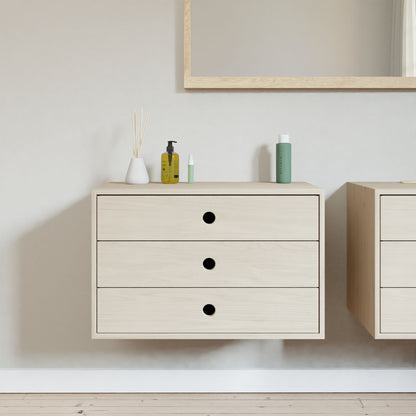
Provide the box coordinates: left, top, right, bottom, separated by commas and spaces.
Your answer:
132, 110, 137, 158
131, 107, 149, 158
139, 113, 149, 157
140, 108, 143, 154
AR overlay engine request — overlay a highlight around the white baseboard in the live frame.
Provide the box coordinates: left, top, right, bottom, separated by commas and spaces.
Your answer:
1, 370, 416, 393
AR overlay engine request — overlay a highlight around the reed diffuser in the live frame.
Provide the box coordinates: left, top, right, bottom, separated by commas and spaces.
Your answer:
125, 108, 150, 184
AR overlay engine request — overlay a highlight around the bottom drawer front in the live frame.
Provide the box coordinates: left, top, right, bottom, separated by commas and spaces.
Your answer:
381, 289, 416, 333
97, 288, 319, 334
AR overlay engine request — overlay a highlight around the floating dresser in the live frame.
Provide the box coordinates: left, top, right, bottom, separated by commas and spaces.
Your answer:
92, 182, 325, 339
348, 182, 416, 339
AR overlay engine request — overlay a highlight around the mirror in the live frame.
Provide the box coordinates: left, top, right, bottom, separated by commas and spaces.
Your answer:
184, 0, 416, 89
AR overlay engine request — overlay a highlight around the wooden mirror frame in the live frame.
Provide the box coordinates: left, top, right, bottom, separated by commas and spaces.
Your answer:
184, 0, 416, 90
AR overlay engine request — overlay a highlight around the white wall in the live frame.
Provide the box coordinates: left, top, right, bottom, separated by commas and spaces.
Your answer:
1, 0, 416, 385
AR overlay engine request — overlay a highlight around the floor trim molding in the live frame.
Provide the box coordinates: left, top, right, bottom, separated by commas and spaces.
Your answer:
1, 370, 416, 393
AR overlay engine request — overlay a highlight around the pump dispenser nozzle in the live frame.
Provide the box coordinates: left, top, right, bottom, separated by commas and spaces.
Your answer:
166, 141, 177, 166
167, 140, 177, 153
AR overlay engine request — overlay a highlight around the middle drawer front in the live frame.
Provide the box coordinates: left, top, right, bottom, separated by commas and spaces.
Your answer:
97, 195, 319, 241
97, 288, 319, 334
97, 241, 319, 287
381, 242, 416, 287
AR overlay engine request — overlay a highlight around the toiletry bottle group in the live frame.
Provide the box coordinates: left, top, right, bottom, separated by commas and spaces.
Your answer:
161, 140, 179, 184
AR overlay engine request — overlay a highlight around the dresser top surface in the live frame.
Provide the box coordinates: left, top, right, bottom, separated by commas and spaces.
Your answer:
349, 182, 416, 194
93, 182, 323, 195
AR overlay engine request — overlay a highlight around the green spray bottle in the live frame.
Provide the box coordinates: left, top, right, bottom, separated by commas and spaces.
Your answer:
276, 134, 291, 183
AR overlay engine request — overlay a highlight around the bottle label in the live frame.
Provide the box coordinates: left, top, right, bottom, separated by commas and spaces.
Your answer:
161, 155, 179, 183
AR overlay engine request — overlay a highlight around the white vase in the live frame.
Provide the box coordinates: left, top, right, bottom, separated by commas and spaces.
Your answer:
125, 157, 149, 184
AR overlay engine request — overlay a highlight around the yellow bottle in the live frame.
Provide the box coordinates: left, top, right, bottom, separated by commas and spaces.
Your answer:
161, 140, 179, 184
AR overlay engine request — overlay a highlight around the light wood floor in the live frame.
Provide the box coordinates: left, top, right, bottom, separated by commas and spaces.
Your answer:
1, 393, 416, 415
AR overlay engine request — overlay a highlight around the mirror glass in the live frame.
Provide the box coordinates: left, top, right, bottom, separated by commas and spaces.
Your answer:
191, 0, 416, 78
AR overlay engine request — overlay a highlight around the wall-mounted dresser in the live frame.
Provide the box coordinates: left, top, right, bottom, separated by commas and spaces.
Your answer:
92, 182, 325, 339
348, 182, 416, 339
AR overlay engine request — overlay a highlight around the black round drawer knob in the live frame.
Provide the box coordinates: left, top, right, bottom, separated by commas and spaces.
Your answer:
203, 304, 216, 316
203, 211, 216, 224
203, 258, 216, 270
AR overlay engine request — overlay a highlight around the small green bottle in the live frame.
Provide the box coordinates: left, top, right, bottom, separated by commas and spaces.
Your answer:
276, 134, 291, 183
188, 154, 194, 184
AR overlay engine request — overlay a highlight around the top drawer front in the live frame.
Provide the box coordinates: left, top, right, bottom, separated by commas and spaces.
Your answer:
97, 195, 319, 241
381, 196, 416, 240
